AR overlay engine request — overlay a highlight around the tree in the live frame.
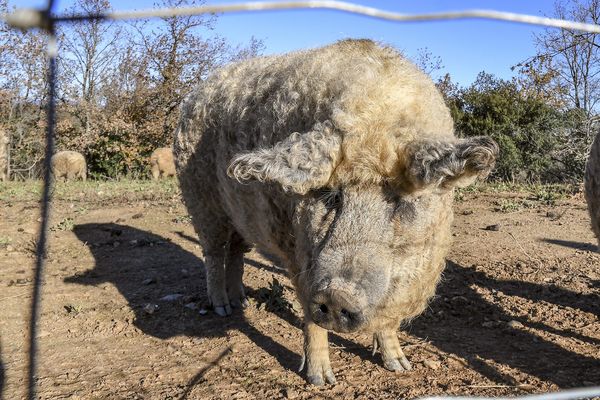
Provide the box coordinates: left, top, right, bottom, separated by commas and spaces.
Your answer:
413, 47, 443, 77
129, 0, 263, 143
523, 0, 600, 116
53, 0, 263, 178
57, 0, 124, 155
0, 0, 49, 178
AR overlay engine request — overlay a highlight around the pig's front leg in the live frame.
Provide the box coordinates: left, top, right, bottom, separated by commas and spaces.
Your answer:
373, 330, 412, 372
300, 320, 336, 385
204, 253, 231, 316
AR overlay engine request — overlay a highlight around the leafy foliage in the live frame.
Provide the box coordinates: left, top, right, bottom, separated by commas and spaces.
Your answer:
1, 0, 263, 179
440, 73, 590, 183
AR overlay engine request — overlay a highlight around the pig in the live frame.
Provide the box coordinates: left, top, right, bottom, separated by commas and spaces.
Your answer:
0, 129, 8, 182
150, 147, 176, 180
174, 39, 498, 385
585, 130, 600, 251
51, 150, 87, 181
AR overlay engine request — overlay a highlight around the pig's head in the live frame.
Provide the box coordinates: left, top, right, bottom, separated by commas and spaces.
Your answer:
228, 122, 498, 333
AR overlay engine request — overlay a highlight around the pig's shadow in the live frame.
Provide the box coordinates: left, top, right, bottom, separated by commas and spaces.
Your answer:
409, 261, 600, 388
66, 223, 303, 384
67, 224, 600, 390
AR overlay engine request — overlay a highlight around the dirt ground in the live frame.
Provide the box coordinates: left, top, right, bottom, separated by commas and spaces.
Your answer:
0, 180, 599, 400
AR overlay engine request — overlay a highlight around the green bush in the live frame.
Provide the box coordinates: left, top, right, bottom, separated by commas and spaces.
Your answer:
441, 72, 589, 183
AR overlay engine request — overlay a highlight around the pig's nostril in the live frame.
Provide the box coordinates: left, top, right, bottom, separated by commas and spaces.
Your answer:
319, 304, 328, 314
340, 308, 359, 323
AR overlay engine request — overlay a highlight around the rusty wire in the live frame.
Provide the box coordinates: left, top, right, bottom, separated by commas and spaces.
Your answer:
2, 1, 600, 400
25, 2, 56, 400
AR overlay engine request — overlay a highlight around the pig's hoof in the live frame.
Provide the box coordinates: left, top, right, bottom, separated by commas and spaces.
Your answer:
383, 355, 412, 372
240, 297, 250, 308
307, 368, 336, 386
373, 331, 412, 372
230, 296, 249, 309
214, 304, 232, 317
301, 353, 336, 385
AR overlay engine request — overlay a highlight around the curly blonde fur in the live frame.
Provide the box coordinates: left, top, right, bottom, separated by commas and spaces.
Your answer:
174, 39, 497, 385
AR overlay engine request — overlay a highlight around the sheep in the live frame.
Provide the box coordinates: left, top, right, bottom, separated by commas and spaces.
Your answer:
174, 39, 498, 385
51, 150, 87, 182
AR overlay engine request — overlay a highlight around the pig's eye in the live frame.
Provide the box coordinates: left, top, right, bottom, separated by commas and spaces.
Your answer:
315, 189, 343, 210
392, 198, 417, 221
325, 191, 342, 210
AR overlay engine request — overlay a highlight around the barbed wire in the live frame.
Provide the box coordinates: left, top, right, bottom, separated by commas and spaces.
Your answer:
3, 1, 600, 32
2, 1, 599, 400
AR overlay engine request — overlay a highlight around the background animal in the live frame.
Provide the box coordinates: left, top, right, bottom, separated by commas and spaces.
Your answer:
0, 129, 9, 182
585, 130, 600, 250
51, 150, 87, 182
150, 147, 176, 180
174, 39, 497, 385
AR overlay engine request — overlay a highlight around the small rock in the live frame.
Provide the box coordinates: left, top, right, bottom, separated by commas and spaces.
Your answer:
482, 321, 497, 328
283, 388, 299, 399
518, 384, 535, 390
17, 228, 24, 232
181, 268, 189, 277
462, 210, 474, 215
484, 224, 501, 231
142, 278, 156, 285
198, 307, 209, 315
543, 277, 553, 283
6, 245, 14, 252
423, 359, 441, 370
131, 213, 143, 219
546, 211, 559, 218
184, 302, 197, 310
129, 240, 138, 246
290, 299, 303, 313
160, 294, 183, 302
507, 320, 524, 329
143, 303, 159, 314
112, 241, 120, 248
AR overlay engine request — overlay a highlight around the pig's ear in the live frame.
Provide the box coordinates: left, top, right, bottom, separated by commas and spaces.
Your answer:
402, 136, 498, 191
227, 122, 341, 195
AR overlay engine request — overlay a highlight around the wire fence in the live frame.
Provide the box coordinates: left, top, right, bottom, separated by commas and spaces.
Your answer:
1, 1, 600, 400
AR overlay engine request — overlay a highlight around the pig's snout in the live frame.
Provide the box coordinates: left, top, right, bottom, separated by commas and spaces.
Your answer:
310, 288, 365, 333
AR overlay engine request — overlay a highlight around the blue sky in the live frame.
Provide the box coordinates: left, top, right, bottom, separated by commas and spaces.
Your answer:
15, 0, 558, 86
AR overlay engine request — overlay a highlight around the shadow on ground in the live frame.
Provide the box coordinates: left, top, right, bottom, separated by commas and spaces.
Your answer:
66, 223, 302, 398
409, 261, 600, 387
540, 238, 597, 252
0, 341, 5, 400
67, 223, 600, 392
